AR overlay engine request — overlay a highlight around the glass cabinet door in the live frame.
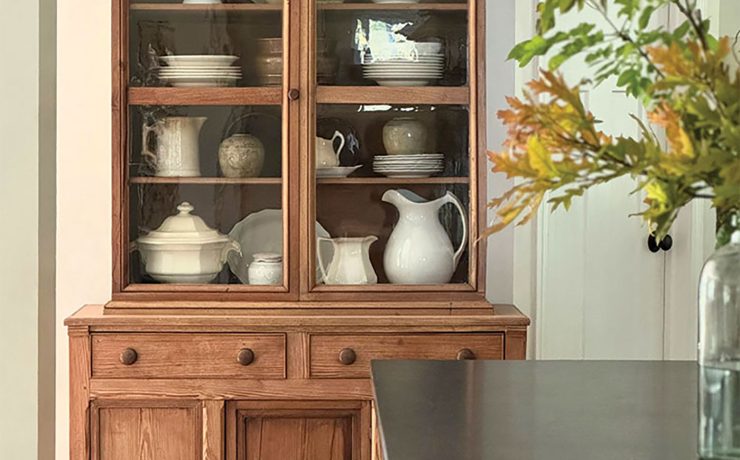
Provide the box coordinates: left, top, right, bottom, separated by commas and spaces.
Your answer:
309, 0, 479, 294
118, 0, 294, 295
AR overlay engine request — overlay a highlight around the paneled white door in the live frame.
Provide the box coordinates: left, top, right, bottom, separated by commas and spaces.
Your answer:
536, 4, 673, 360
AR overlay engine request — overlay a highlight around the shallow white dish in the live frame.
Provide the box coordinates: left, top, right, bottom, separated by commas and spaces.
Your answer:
316, 165, 363, 178
160, 55, 239, 67
159, 74, 241, 79
227, 209, 331, 284
375, 80, 435, 87
163, 80, 238, 88
159, 68, 241, 73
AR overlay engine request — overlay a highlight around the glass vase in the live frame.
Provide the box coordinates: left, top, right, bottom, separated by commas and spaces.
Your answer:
699, 229, 740, 459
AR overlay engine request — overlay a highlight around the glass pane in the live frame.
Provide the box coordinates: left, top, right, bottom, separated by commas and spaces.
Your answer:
314, 104, 470, 286
129, 2, 283, 88
316, 4, 468, 87
128, 105, 284, 286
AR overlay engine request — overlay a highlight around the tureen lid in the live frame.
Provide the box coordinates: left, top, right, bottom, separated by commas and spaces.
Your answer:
137, 202, 229, 245
253, 252, 282, 263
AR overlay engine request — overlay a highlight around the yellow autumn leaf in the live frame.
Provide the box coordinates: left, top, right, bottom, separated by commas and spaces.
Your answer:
527, 136, 558, 177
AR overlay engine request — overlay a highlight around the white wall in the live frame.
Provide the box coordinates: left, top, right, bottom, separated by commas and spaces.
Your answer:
1, 0, 56, 457
55, 0, 112, 458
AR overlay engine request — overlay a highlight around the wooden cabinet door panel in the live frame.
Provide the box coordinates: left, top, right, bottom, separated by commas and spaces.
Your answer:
92, 400, 201, 460
245, 416, 351, 460
227, 401, 367, 460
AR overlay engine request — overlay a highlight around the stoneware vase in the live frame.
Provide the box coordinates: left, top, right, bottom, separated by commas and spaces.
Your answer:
219, 133, 265, 178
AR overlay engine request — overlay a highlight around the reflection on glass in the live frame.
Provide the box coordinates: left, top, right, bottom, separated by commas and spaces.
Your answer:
128, 105, 283, 285
314, 104, 470, 286
317, 9, 468, 86
316, 104, 469, 179
129, 8, 283, 87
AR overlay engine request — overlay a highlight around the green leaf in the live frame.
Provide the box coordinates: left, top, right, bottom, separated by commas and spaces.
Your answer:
638, 6, 655, 29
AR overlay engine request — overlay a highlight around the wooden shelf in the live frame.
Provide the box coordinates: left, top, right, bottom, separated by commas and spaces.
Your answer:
128, 87, 283, 106
317, 177, 469, 185
318, 3, 467, 11
130, 3, 282, 12
316, 86, 469, 105
130, 177, 282, 185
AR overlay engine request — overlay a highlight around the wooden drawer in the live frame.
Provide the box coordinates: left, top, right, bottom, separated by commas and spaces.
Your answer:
309, 333, 504, 378
92, 333, 286, 379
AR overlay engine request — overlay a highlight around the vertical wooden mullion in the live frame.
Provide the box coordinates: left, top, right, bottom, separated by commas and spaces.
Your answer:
299, 0, 317, 297
113, 0, 128, 294
285, 0, 301, 300
473, 0, 488, 293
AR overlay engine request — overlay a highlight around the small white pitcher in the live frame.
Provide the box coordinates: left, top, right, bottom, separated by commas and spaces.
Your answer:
317, 236, 378, 285
315, 130, 345, 169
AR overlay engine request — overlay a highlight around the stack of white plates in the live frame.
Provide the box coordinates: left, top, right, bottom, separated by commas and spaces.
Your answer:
362, 55, 445, 87
373, 154, 445, 178
158, 55, 241, 88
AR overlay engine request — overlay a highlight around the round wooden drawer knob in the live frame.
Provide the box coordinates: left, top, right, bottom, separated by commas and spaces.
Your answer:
456, 348, 476, 360
339, 348, 357, 365
237, 348, 255, 366
288, 88, 300, 101
120, 348, 138, 366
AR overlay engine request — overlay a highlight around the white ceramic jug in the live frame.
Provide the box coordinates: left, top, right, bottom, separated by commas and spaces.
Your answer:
315, 130, 345, 169
317, 236, 378, 285
382, 189, 467, 284
143, 116, 206, 177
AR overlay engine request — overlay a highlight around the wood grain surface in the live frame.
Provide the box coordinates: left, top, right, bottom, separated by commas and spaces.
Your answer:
92, 333, 286, 379
310, 333, 504, 378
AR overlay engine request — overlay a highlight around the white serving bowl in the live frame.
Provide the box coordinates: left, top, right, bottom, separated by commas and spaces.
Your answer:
135, 202, 240, 284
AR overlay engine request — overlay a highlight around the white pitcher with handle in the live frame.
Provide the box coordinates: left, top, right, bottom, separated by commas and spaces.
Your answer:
143, 116, 207, 177
317, 236, 378, 285
382, 189, 468, 284
315, 130, 345, 169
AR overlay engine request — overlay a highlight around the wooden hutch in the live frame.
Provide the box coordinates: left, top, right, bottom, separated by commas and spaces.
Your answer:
66, 0, 529, 458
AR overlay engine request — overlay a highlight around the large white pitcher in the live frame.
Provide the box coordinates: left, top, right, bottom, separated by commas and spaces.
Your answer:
143, 116, 207, 177
317, 236, 378, 285
382, 189, 467, 284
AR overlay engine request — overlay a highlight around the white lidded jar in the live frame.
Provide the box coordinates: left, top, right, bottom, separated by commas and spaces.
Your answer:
135, 202, 240, 283
248, 253, 283, 285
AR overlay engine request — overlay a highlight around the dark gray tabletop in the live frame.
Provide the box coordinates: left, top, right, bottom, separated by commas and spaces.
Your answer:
371, 360, 698, 460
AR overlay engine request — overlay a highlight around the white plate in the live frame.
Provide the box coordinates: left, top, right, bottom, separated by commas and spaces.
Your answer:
376, 171, 439, 178
159, 75, 241, 80
159, 68, 242, 73
160, 55, 239, 67
374, 168, 443, 172
167, 81, 237, 87
375, 80, 435, 86
365, 73, 443, 78
364, 70, 443, 75
159, 65, 242, 70
227, 209, 331, 284
159, 72, 242, 78
316, 165, 363, 178
375, 154, 444, 158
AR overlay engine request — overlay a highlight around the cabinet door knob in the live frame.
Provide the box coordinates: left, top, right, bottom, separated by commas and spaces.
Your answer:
456, 348, 476, 360
338, 348, 357, 365
237, 348, 255, 366
288, 88, 300, 101
120, 348, 138, 365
